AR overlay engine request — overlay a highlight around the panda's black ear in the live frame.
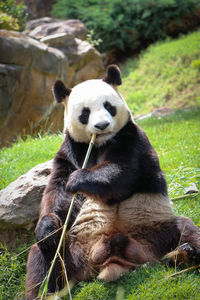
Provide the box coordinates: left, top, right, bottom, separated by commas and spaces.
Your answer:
103, 64, 122, 86
53, 80, 71, 103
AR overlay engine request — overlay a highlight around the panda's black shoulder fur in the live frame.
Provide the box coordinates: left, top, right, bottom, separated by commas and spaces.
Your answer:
50, 119, 167, 208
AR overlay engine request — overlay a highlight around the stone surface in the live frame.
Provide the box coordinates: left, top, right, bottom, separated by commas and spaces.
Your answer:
0, 30, 67, 147
135, 107, 174, 120
24, 17, 58, 31
184, 183, 199, 194
0, 160, 52, 229
42, 34, 104, 86
25, 18, 87, 41
23, 18, 104, 86
0, 20, 104, 147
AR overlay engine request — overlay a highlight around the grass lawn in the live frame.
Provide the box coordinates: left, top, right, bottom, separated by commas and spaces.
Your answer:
0, 109, 199, 299
119, 30, 200, 115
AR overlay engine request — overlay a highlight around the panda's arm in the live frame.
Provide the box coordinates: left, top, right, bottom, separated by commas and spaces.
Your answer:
65, 155, 140, 204
35, 153, 84, 262
39, 148, 84, 226
65, 141, 167, 204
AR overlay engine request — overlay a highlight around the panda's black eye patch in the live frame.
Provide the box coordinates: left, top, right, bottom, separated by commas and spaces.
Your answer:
79, 107, 90, 124
104, 101, 117, 117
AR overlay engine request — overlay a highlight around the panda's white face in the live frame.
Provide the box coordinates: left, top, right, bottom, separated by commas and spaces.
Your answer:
65, 79, 129, 146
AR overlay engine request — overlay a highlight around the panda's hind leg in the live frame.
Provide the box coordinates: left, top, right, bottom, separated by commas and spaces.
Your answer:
90, 233, 151, 282
164, 216, 200, 266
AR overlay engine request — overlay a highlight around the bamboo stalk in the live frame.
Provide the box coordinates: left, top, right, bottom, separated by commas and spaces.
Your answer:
40, 134, 96, 299
171, 192, 199, 202
57, 252, 72, 300
165, 264, 200, 279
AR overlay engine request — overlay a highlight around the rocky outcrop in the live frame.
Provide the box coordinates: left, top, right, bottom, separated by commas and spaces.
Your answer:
0, 19, 104, 147
0, 30, 67, 147
24, 18, 104, 86
24, 18, 87, 41
41, 33, 104, 86
0, 160, 52, 229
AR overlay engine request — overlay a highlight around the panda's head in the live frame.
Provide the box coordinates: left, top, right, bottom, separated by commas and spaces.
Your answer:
53, 65, 130, 146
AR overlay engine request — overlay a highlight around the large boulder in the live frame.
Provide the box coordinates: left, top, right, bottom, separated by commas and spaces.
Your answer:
0, 160, 52, 229
0, 30, 67, 148
0, 19, 104, 147
41, 33, 105, 86
24, 18, 87, 41
24, 18, 104, 86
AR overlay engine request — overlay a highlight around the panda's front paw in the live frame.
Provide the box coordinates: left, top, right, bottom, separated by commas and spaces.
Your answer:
66, 169, 89, 194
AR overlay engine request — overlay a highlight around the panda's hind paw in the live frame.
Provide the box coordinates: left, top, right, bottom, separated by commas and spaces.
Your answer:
163, 243, 200, 266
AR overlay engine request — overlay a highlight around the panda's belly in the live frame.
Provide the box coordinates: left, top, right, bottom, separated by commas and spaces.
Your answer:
68, 193, 174, 242
69, 198, 117, 241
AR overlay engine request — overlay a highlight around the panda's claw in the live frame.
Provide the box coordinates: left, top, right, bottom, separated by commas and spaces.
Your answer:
66, 169, 89, 194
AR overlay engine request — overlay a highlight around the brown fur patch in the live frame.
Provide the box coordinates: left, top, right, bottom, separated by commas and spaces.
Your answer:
176, 216, 200, 250
165, 248, 192, 266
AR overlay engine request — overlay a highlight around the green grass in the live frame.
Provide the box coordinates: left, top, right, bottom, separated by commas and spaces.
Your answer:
70, 264, 200, 300
0, 133, 63, 190
0, 241, 33, 300
0, 109, 199, 299
119, 30, 200, 115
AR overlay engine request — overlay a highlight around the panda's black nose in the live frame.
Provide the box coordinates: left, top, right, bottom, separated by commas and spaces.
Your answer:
94, 121, 110, 131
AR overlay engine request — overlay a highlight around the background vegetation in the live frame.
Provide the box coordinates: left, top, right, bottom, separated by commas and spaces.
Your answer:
0, 0, 27, 31
52, 0, 200, 55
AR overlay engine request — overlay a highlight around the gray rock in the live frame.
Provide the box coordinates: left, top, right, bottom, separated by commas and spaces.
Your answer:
40, 32, 75, 48
0, 160, 52, 229
25, 18, 87, 41
43, 36, 105, 86
24, 18, 104, 87
0, 30, 67, 147
0, 30, 66, 74
25, 17, 58, 32
184, 183, 199, 194
0, 20, 104, 147
135, 107, 174, 120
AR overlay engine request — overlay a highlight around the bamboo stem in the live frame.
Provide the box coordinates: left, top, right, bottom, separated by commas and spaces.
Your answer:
57, 252, 72, 300
40, 134, 96, 299
171, 192, 199, 202
165, 264, 200, 279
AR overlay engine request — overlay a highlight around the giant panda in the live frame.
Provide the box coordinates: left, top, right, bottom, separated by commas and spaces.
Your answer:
26, 65, 200, 299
